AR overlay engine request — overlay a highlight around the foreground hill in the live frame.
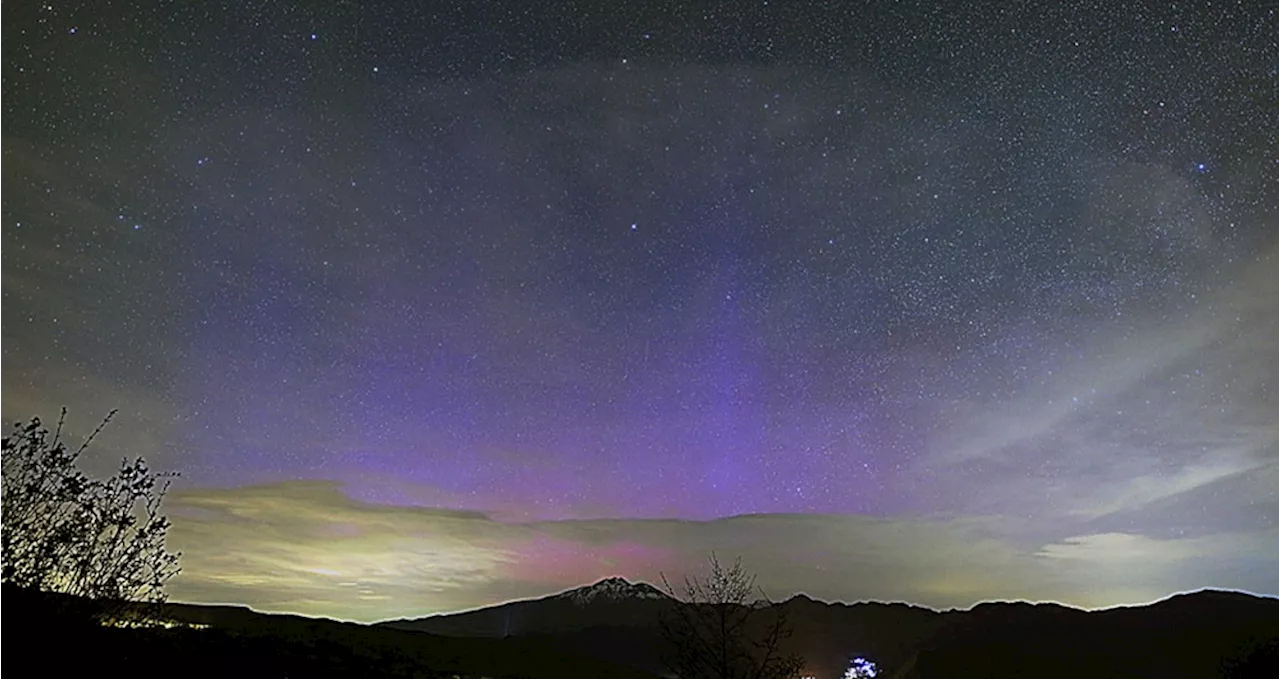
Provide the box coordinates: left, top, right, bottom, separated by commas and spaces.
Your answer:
896, 590, 1277, 679
2, 585, 658, 679
382, 579, 1278, 679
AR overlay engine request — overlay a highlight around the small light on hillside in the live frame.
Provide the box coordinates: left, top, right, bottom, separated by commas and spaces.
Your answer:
845, 657, 878, 678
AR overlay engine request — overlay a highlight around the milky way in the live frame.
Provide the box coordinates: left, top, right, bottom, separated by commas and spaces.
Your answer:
3, 1, 1275, 619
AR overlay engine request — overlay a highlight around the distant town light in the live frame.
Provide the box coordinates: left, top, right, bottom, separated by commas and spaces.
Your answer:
100, 617, 210, 630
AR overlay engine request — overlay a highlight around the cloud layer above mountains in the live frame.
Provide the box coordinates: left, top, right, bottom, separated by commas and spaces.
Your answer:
167, 478, 1275, 622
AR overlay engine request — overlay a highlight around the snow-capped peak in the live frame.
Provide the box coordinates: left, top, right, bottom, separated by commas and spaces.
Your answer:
556, 577, 670, 605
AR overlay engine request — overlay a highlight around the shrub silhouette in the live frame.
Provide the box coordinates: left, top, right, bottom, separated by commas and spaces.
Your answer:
660, 553, 805, 679
1, 408, 180, 609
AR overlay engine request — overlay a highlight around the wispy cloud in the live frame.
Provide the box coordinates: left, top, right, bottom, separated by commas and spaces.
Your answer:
1036, 531, 1260, 564
905, 247, 1276, 528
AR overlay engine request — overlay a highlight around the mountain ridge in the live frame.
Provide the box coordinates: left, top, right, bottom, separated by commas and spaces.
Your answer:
552, 576, 671, 605
379, 583, 1276, 679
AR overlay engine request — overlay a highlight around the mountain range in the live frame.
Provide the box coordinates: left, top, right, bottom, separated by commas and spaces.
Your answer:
8, 578, 1274, 678
380, 577, 1278, 679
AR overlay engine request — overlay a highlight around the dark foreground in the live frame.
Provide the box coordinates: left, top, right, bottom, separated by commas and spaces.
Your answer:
2, 585, 655, 679
4, 583, 1276, 678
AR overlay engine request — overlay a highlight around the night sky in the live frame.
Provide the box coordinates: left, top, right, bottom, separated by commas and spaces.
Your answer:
3, 1, 1276, 621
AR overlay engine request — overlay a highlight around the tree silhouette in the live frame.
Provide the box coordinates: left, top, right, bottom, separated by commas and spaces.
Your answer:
659, 553, 805, 679
1, 408, 180, 609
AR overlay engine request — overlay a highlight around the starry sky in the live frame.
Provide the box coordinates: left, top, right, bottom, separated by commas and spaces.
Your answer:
2, 0, 1276, 621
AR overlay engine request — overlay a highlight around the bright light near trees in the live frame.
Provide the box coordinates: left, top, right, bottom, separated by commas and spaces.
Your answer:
844, 657, 878, 678
100, 617, 209, 630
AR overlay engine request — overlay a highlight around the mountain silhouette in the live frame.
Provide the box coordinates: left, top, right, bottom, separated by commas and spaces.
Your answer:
382, 583, 1277, 679
379, 576, 676, 638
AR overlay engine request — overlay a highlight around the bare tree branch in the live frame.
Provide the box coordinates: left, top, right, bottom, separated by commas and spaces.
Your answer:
659, 553, 805, 679
1, 411, 180, 618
